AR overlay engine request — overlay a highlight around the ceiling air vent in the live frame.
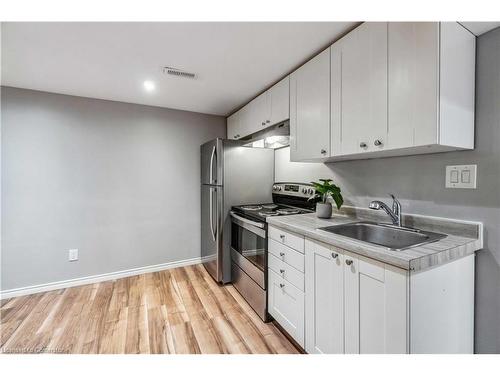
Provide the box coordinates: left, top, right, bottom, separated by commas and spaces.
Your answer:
162, 66, 196, 79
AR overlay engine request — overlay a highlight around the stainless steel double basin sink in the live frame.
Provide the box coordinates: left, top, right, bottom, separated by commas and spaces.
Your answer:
318, 221, 447, 251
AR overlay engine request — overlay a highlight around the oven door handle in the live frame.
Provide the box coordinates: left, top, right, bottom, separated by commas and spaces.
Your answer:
230, 211, 267, 239
230, 212, 265, 229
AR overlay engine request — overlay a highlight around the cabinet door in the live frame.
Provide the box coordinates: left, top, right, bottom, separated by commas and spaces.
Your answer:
290, 48, 330, 161
305, 239, 344, 354
268, 268, 305, 347
246, 93, 269, 135
388, 22, 439, 149
340, 22, 388, 155
268, 76, 290, 125
227, 111, 242, 140
344, 252, 408, 354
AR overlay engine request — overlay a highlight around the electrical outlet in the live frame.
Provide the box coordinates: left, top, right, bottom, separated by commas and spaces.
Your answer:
68, 248, 79, 262
445, 165, 477, 189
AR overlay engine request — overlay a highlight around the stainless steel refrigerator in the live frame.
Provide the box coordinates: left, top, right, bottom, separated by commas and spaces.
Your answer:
201, 138, 274, 283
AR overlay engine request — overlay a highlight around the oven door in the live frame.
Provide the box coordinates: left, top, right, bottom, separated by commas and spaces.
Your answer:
230, 212, 267, 288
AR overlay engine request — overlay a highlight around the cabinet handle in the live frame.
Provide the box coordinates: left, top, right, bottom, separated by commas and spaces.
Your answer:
279, 269, 285, 274
280, 234, 285, 240
345, 259, 353, 266
266, 120, 270, 123
359, 142, 367, 148
279, 252, 285, 257
374, 139, 383, 146
320, 149, 327, 154
234, 134, 240, 139
331, 253, 338, 259
262, 121, 266, 126
279, 283, 285, 288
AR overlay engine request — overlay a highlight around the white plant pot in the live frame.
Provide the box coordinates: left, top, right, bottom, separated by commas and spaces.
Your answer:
316, 202, 332, 219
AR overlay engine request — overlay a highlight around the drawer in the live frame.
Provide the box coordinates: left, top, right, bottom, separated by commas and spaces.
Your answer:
268, 252, 305, 291
269, 226, 304, 253
268, 269, 305, 348
268, 238, 305, 273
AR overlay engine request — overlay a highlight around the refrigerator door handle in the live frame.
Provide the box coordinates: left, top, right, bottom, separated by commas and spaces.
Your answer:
209, 187, 216, 241
209, 145, 216, 184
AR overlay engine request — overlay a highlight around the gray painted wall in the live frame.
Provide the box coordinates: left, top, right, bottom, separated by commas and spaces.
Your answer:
1, 87, 226, 291
275, 28, 500, 353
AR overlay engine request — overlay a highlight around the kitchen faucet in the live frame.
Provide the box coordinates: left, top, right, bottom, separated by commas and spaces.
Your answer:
369, 194, 402, 226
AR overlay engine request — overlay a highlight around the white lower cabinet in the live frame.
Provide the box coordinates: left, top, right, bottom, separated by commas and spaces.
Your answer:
268, 268, 305, 347
343, 252, 408, 354
305, 239, 344, 354
304, 238, 408, 354
270, 232, 473, 354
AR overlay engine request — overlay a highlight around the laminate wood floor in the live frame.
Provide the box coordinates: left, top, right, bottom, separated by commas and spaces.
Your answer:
0, 264, 299, 354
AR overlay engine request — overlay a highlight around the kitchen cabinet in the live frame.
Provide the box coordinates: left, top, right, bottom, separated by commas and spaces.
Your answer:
227, 77, 290, 140
331, 22, 388, 156
268, 76, 290, 126
267, 226, 306, 348
387, 22, 475, 151
343, 252, 407, 354
293, 21, 475, 161
226, 111, 242, 140
274, 226, 475, 354
290, 48, 330, 161
304, 238, 407, 354
305, 239, 344, 354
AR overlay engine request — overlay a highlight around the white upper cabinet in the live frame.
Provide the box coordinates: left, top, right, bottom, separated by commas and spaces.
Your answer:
268, 76, 290, 126
290, 48, 331, 161
332, 22, 388, 156
387, 22, 475, 152
387, 22, 439, 149
226, 111, 242, 140
226, 76, 290, 141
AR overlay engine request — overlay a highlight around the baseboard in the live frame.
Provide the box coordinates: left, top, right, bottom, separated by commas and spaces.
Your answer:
0, 257, 202, 300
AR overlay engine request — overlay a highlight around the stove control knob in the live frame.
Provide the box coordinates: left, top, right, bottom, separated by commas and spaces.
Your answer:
308, 188, 314, 195
272, 185, 277, 191
301, 187, 307, 194
277, 186, 282, 191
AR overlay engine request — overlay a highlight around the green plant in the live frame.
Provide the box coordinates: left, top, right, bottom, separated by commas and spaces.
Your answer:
310, 179, 344, 209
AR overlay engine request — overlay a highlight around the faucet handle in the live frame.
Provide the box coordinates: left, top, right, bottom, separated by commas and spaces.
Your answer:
389, 194, 401, 216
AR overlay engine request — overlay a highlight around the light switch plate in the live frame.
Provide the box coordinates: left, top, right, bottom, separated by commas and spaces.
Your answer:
446, 165, 477, 189
68, 248, 79, 262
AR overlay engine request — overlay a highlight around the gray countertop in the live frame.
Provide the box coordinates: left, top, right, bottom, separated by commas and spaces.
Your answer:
266, 208, 483, 272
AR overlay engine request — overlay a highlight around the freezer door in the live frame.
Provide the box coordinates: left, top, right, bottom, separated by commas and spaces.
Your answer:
201, 184, 223, 282
200, 139, 223, 186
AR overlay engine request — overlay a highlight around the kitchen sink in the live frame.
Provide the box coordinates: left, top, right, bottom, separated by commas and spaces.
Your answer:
318, 221, 447, 251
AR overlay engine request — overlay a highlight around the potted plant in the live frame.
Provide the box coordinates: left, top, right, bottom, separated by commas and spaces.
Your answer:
310, 179, 344, 219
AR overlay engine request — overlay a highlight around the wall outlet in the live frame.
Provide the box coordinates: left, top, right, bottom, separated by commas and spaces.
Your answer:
68, 248, 79, 262
445, 165, 477, 189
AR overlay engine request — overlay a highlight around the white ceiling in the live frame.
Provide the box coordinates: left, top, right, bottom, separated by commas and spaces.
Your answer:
1, 22, 358, 116
459, 22, 500, 36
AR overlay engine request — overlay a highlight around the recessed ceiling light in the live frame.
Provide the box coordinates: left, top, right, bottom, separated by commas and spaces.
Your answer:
143, 80, 155, 92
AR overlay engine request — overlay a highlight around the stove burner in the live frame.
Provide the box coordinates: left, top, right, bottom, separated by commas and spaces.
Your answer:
258, 211, 279, 217
241, 205, 263, 211
276, 208, 301, 215
261, 203, 278, 209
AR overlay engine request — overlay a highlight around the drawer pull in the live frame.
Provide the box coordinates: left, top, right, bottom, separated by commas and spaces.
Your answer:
360, 142, 367, 148
280, 234, 285, 240
279, 269, 285, 274
279, 283, 285, 288
331, 253, 338, 259
279, 252, 285, 257
345, 259, 353, 266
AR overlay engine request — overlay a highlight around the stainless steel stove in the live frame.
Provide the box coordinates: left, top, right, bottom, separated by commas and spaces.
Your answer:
229, 183, 317, 322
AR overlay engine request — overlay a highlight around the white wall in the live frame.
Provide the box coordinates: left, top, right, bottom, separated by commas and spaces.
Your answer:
1, 87, 226, 291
